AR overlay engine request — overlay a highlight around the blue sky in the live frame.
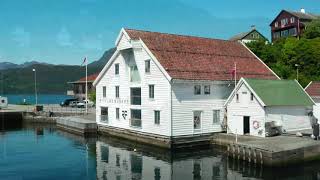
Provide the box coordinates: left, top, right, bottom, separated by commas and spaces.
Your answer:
0, 0, 319, 65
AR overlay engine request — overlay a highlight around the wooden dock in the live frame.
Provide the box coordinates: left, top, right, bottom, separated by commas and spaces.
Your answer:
57, 116, 97, 136
212, 133, 320, 166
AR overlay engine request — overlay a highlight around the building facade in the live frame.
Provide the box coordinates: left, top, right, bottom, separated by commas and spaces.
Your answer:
68, 73, 98, 100
305, 81, 320, 119
230, 28, 268, 43
270, 9, 319, 42
93, 28, 279, 147
226, 78, 314, 137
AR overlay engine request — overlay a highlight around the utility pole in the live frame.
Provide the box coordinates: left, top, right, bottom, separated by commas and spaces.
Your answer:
32, 69, 38, 105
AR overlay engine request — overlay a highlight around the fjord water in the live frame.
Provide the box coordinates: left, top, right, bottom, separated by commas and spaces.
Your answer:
3, 94, 72, 104
1, 123, 320, 180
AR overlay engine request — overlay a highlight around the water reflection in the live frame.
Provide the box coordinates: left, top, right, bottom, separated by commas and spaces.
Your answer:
2, 123, 320, 180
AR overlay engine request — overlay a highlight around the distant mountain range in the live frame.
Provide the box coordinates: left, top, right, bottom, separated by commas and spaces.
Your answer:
0, 61, 51, 70
0, 48, 116, 94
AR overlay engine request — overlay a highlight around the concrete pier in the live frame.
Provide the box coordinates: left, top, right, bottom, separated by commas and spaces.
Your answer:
57, 116, 97, 136
212, 133, 320, 166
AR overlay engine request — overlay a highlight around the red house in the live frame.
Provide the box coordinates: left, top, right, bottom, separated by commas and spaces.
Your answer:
270, 9, 319, 42
68, 73, 99, 100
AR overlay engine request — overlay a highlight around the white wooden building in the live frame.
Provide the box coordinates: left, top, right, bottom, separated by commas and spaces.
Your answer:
225, 78, 314, 137
93, 28, 279, 147
305, 81, 320, 119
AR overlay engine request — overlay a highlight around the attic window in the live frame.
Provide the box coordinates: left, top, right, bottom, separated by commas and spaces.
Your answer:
251, 93, 254, 101
275, 22, 278, 28
194, 85, 201, 95
236, 93, 239, 102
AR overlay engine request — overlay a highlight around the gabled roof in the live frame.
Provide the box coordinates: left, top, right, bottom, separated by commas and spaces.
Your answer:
305, 81, 320, 99
246, 78, 314, 106
270, 10, 319, 25
69, 73, 99, 84
229, 29, 267, 41
124, 28, 278, 81
226, 78, 315, 107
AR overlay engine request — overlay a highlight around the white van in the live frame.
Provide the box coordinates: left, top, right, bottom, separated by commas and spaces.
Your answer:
0, 97, 8, 109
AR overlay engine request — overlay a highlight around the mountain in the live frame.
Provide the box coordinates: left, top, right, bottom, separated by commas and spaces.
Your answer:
0, 61, 52, 70
0, 48, 115, 94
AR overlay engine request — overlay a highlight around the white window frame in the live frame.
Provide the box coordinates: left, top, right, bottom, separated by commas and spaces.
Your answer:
154, 110, 160, 125
115, 86, 119, 98
275, 22, 278, 28
115, 63, 119, 75
213, 110, 220, 125
145, 60, 151, 73
102, 86, 106, 98
193, 111, 202, 132
204, 85, 210, 95
194, 85, 201, 95
149, 84, 155, 99
290, 17, 295, 23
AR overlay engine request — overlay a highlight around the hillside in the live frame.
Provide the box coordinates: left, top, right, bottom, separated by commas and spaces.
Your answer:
0, 48, 115, 94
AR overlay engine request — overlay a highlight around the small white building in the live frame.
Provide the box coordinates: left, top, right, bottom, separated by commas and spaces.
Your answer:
305, 81, 320, 119
225, 78, 315, 137
93, 28, 279, 147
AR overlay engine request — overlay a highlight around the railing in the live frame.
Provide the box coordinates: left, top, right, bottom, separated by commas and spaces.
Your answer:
25, 104, 95, 115
130, 118, 141, 128
100, 115, 108, 123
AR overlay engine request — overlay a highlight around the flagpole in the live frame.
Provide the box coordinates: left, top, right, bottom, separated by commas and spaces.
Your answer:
234, 62, 237, 88
85, 56, 88, 115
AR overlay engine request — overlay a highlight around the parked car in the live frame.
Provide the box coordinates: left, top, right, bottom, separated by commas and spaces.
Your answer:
77, 100, 94, 108
70, 101, 80, 108
60, 98, 78, 107
0, 96, 8, 109
265, 121, 282, 137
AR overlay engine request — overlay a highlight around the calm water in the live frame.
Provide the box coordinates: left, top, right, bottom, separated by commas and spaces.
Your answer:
1, 123, 320, 180
1, 94, 72, 104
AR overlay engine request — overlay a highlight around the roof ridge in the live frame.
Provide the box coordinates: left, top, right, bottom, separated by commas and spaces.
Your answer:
124, 28, 234, 43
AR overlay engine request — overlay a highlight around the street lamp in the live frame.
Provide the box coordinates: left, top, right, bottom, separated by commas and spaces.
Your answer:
295, 64, 300, 81
32, 69, 38, 105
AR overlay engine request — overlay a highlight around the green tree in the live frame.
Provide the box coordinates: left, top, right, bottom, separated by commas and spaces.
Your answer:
302, 19, 320, 39
89, 90, 96, 104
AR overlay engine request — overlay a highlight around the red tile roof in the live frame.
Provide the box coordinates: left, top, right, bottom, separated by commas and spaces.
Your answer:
76, 73, 99, 83
305, 81, 320, 98
125, 29, 278, 81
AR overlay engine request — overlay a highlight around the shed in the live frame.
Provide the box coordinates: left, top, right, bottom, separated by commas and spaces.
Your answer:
225, 78, 314, 137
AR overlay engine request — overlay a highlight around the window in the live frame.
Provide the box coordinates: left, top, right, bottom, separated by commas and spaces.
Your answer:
100, 107, 108, 123
130, 109, 141, 127
281, 30, 289, 37
193, 111, 201, 130
154, 110, 160, 125
116, 108, 120, 119
116, 154, 120, 167
149, 85, 154, 99
130, 65, 140, 82
236, 93, 239, 102
274, 32, 280, 39
289, 28, 297, 36
115, 63, 119, 75
115, 86, 119, 98
130, 88, 141, 105
275, 22, 278, 28
154, 167, 161, 180
251, 93, 254, 101
194, 85, 201, 95
145, 60, 150, 73
290, 17, 295, 23
204, 85, 210, 95
103, 86, 106, 98
213, 110, 220, 124
281, 18, 288, 27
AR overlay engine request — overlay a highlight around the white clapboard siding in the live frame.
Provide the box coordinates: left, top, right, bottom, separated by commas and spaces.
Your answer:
313, 103, 320, 120
265, 106, 311, 132
227, 83, 266, 137
117, 33, 132, 50
96, 33, 171, 136
171, 82, 233, 136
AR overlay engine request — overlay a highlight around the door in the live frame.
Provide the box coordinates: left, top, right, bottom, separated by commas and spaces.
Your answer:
193, 111, 202, 133
243, 116, 250, 134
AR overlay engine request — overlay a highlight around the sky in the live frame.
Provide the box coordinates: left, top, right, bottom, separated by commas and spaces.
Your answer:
0, 0, 319, 65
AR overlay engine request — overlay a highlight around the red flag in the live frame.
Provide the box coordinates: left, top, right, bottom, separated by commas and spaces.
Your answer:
230, 68, 235, 79
81, 57, 87, 66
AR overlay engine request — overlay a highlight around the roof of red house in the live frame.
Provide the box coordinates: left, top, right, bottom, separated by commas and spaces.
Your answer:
305, 81, 320, 98
125, 28, 278, 81
72, 73, 99, 83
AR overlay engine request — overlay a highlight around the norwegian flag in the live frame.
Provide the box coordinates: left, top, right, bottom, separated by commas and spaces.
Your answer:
81, 57, 87, 66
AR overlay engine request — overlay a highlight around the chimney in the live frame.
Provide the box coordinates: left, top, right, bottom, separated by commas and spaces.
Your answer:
251, 25, 256, 30
301, 8, 305, 13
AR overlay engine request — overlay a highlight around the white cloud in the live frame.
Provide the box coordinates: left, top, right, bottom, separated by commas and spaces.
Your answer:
56, 27, 73, 47
12, 27, 30, 47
